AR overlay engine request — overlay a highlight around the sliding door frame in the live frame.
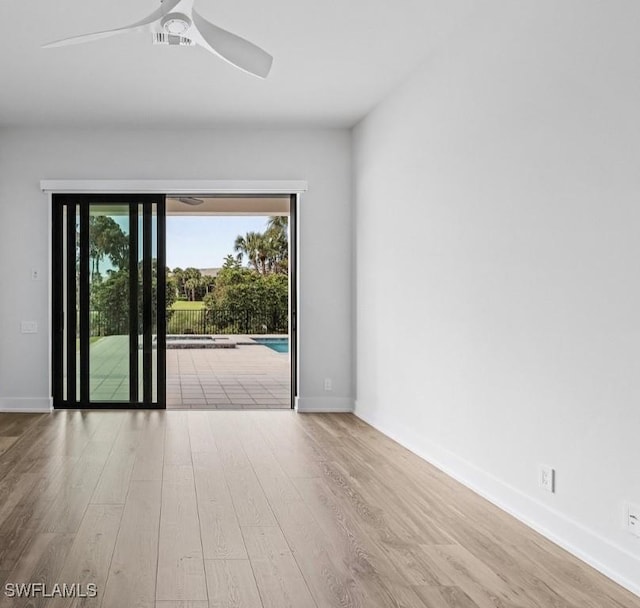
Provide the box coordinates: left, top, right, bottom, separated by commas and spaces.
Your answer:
51, 193, 166, 409
46, 180, 306, 412
289, 194, 298, 409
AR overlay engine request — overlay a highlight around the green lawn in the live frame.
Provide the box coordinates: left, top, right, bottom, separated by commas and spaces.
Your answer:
171, 301, 206, 311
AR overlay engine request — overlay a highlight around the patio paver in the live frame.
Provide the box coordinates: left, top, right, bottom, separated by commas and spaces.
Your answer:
75, 336, 291, 409
167, 343, 291, 409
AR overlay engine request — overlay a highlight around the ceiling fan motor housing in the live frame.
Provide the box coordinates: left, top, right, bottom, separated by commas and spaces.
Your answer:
153, 33, 194, 46
161, 13, 192, 35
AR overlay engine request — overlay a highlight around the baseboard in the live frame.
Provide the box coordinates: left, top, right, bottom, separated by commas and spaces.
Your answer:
354, 403, 640, 599
0, 397, 53, 413
296, 396, 354, 413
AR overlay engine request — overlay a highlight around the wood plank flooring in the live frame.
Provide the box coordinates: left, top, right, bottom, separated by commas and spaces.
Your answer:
0, 410, 638, 608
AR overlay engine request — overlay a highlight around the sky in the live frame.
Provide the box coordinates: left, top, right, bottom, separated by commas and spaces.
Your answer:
166, 216, 269, 269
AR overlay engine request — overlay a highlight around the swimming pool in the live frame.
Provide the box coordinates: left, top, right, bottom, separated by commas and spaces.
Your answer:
252, 337, 289, 353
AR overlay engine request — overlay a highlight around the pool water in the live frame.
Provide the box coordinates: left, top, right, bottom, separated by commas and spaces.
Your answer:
253, 337, 289, 353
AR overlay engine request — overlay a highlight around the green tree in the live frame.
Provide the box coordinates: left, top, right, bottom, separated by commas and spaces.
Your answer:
89, 215, 128, 280
183, 267, 203, 301
90, 269, 128, 335
201, 274, 216, 295
170, 267, 185, 300
233, 218, 288, 275
222, 254, 241, 270
203, 266, 288, 333
166, 271, 181, 301
91, 260, 176, 336
234, 231, 264, 272
265, 216, 288, 274
266, 216, 288, 233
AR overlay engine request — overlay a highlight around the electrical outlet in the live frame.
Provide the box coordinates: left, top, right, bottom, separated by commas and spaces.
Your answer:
539, 465, 555, 493
627, 503, 640, 538
31, 268, 40, 281
21, 321, 38, 334
323, 378, 332, 391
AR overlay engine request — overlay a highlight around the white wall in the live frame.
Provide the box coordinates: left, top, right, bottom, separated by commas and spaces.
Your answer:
353, 0, 640, 596
0, 127, 353, 412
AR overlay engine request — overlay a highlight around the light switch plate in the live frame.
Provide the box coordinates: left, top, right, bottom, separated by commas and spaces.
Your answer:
21, 321, 38, 334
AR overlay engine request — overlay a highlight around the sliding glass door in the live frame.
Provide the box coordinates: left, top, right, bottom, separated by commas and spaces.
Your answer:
52, 194, 166, 408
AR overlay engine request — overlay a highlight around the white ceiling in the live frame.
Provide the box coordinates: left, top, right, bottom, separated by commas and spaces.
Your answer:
0, 0, 476, 128
167, 195, 290, 215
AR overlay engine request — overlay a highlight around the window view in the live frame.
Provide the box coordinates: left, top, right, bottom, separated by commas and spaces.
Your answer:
54, 196, 162, 408
53, 195, 293, 410
165, 197, 292, 409
88, 205, 132, 402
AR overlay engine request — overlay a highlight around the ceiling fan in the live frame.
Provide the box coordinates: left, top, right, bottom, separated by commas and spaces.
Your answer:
177, 197, 205, 206
43, 0, 273, 79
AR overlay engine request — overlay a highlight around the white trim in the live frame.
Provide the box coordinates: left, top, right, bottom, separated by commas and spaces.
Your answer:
40, 180, 308, 194
43, 181, 305, 408
296, 397, 354, 413
47, 193, 53, 404
354, 404, 640, 599
294, 192, 301, 411
0, 397, 53, 413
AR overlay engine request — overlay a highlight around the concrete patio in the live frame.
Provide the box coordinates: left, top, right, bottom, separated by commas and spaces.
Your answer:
80, 335, 291, 408
167, 343, 291, 409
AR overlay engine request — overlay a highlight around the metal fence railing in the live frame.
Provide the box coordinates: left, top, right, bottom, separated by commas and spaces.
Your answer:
88, 308, 288, 337
168, 308, 288, 335
89, 311, 129, 337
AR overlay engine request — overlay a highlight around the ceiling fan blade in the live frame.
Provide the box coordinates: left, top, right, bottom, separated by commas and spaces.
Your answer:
178, 197, 205, 206
43, 0, 181, 48
43, 27, 142, 48
191, 9, 273, 78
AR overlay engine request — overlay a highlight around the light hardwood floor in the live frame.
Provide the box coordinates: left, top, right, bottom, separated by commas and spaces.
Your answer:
0, 410, 638, 608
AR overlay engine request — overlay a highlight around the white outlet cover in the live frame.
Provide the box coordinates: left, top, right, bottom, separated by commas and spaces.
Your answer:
539, 465, 555, 493
627, 503, 640, 538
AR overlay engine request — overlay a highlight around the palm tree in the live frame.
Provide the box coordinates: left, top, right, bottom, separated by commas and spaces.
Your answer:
183, 268, 203, 301
184, 278, 198, 302
267, 216, 288, 233
201, 275, 216, 295
234, 219, 289, 275
170, 267, 186, 299
265, 216, 288, 274
234, 231, 263, 272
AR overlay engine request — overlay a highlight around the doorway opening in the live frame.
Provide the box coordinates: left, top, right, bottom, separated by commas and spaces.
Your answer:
166, 194, 295, 409
51, 191, 297, 410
